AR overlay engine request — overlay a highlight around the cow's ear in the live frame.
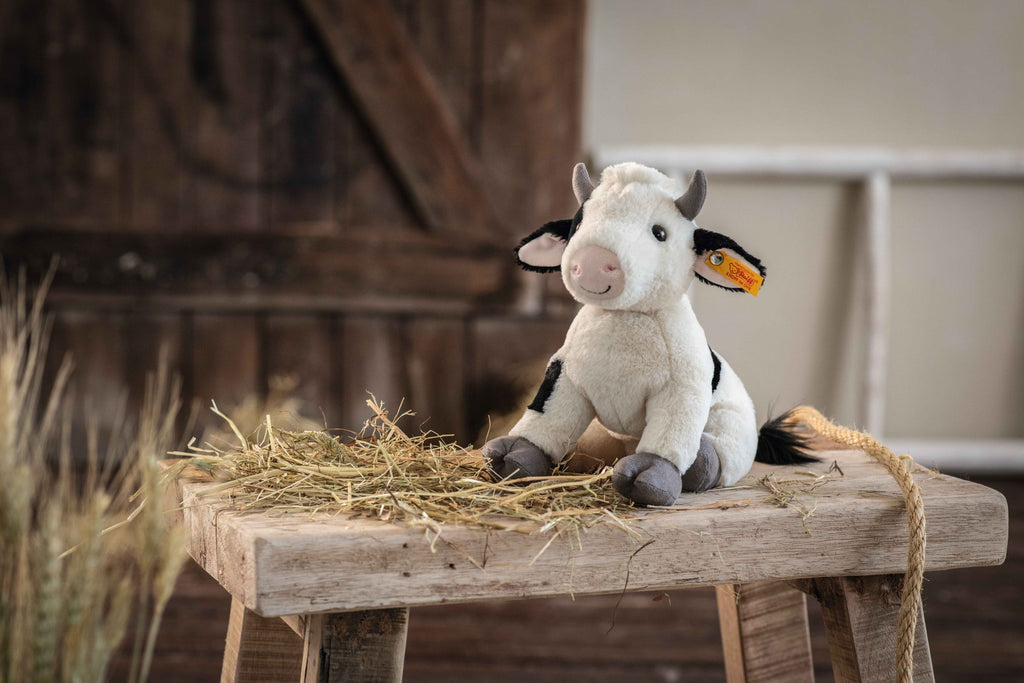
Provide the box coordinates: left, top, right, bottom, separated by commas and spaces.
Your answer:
692, 228, 766, 295
515, 220, 570, 272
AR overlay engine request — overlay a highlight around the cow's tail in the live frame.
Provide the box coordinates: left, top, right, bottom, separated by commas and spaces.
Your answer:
754, 408, 818, 465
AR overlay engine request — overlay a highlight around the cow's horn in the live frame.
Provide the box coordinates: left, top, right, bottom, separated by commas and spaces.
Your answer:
675, 170, 706, 220
572, 163, 595, 204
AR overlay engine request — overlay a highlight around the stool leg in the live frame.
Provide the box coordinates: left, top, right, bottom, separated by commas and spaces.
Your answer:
716, 581, 814, 682
803, 575, 934, 683
301, 608, 409, 683
222, 597, 303, 683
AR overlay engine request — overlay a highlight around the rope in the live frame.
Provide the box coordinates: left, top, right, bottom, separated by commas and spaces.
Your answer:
789, 406, 926, 683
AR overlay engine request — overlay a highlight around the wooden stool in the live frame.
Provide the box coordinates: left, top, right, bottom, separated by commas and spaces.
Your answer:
178, 448, 1007, 682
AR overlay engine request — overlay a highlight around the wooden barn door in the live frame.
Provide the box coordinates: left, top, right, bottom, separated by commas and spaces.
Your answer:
0, 0, 584, 444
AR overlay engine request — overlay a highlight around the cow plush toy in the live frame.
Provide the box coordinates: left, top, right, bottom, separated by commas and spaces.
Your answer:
482, 162, 811, 507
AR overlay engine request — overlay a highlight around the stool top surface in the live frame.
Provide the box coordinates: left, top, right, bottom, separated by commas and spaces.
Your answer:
178, 448, 1007, 617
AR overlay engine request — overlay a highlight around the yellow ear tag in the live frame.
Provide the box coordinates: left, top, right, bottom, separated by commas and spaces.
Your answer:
705, 251, 764, 296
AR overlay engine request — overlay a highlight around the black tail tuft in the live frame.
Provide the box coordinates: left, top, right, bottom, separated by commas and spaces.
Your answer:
755, 409, 818, 465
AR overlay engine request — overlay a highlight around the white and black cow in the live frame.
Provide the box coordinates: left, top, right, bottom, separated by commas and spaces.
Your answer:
483, 162, 812, 507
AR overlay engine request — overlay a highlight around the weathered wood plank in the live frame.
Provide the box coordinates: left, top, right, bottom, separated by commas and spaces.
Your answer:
803, 575, 934, 683
297, 0, 499, 243
301, 609, 408, 683
179, 449, 1008, 617
716, 582, 814, 682
1, 228, 508, 309
222, 597, 303, 683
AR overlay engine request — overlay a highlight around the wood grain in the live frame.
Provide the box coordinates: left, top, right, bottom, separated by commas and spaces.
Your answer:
1, 228, 508, 310
179, 449, 1008, 618
301, 609, 408, 683
716, 581, 814, 682
803, 574, 934, 682
297, 0, 499, 243
221, 597, 303, 683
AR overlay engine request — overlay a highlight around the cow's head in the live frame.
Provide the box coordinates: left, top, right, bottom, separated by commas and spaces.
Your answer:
515, 162, 766, 311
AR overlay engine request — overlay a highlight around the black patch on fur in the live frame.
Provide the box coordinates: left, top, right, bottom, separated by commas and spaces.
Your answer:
692, 229, 767, 292
755, 409, 818, 465
514, 205, 586, 272
527, 359, 563, 413
709, 347, 722, 392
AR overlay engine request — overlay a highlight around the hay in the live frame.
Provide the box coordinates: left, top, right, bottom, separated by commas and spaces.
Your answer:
173, 398, 641, 540
757, 460, 844, 535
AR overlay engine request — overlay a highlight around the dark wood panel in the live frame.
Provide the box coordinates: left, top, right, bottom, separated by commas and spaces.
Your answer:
2, 228, 511, 310
405, 317, 468, 441
262, 313, 336, 427
48, 0, 124, 228
191, 313, 260, 433
262, 0, 340, 232
188, 0, 265, 231
47, 310, 129, 451
0, 0, 52, 223
339, 316, 408, 433
126, 0, 190, 230
337, 89, 418, 233
479, 0, 584, 235
121, 312, 188, 434
397, 0, 476, 139
298, 0, 499, 244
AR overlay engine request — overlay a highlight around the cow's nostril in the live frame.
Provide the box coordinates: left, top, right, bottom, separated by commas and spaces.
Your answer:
572, 264, 582, 276
602, 264, 617, 273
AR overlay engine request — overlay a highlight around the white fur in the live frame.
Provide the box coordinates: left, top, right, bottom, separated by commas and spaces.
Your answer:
509, 163, 758, 487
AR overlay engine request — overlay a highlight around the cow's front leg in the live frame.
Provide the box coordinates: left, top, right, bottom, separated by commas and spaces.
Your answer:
612, 389, 713, 506
483, 359, 594, 481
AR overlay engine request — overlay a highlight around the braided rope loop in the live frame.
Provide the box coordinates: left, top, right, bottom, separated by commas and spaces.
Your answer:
789, 406, 926, 683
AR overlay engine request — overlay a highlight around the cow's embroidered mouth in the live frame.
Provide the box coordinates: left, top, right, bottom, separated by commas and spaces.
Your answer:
579, 284, 612, 295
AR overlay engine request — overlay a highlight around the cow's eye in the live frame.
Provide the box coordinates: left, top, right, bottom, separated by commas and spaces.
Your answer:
652, 225, 668, 242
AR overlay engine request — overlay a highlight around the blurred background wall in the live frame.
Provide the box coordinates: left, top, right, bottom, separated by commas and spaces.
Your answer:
586, 0, 1024, 443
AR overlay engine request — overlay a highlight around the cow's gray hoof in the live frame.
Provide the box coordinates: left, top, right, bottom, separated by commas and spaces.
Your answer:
611, 452, 682, 507
482, 436, 554, 481
680, 435, 721, 492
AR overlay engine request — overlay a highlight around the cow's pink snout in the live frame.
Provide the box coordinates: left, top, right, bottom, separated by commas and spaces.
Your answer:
569, 245, 625, 299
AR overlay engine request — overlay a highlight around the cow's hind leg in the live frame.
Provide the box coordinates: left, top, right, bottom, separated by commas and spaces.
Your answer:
701, 360, 759, 487
680, 435, 721, 492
